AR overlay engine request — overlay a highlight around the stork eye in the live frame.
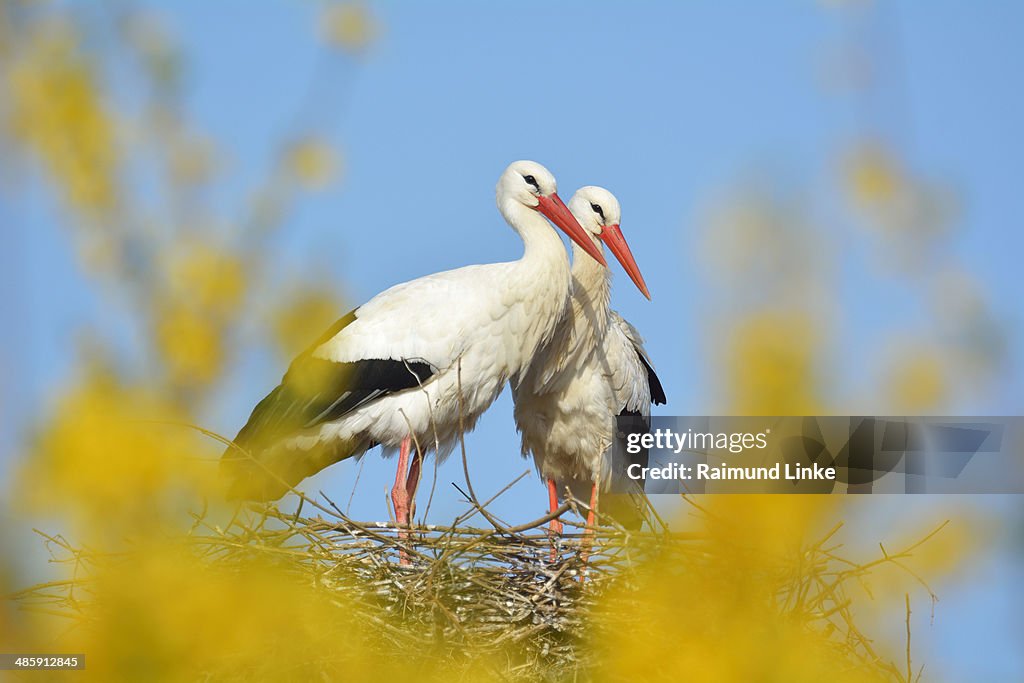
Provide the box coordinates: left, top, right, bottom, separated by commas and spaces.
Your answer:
523, 174, 539, 191
590, 202, 605, 220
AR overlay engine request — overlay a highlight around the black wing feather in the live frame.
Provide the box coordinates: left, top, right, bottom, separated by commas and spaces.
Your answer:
636, 347, 667, 406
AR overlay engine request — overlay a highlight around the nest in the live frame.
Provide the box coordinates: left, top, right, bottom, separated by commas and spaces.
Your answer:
183, 488, 690, 679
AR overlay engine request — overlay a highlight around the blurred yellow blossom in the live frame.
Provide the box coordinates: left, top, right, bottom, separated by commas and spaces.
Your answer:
6, 24, 117, 212
164, 241, 247, 318
285, 137, 339, 189
320, 3, 376, 53
883, 346, 948, 412
842, 142, 957, 247
20, 373, 215, 531
701, 494, 837, 555
844, 143, 902, 208
46, 542, 422, 681
593, 496, 914, 683
270, 285, 346, 357
155, 302, 225, 387
725, 312, 822, 415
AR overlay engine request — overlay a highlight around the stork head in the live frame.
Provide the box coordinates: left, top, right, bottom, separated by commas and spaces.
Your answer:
497, 161, 607, 267
569, 186, 650, 300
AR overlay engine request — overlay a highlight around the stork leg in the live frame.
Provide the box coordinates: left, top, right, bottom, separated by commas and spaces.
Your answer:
546, 478, 563, 561
391, 437, 413, 525
405, 446, 423, 521
547, 478, 563, 535
586, 482, 598, 531
390, 436, 414, 565
580, 482, 599, 568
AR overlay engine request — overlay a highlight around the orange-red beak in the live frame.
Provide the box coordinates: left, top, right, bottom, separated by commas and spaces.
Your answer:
601, 223, 650, 300
536, 193, 608, 267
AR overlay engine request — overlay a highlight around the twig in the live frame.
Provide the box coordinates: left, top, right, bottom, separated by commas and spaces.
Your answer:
904, 593, 912, 683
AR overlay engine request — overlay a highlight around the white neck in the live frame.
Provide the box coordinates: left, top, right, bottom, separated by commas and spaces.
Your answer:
500, 198, 571, 269
497, 197, 574, 382
571, 237, 612, 330
514, 235, 610, 395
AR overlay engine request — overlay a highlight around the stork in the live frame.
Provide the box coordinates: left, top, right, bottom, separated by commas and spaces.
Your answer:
512, 186, 666, 546
221, 161, 608, 542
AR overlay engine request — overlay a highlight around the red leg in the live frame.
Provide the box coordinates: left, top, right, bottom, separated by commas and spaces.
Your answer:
391, 437, 413, 565
547, 478, 562, 562
547, 478, 563, 535
586, 482, 598, 530
390, 437, 412, 526
405, 447, 423, 522
580, 482, 598, 569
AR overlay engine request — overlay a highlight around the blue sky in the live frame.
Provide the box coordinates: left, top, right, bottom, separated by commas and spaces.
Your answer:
4, 1, 1023, 678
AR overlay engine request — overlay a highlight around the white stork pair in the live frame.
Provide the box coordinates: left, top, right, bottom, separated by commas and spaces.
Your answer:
221, 160, 663, 545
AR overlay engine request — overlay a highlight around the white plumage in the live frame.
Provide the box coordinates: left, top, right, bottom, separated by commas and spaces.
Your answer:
512, 186, 665, 533
222, 161, 607, 532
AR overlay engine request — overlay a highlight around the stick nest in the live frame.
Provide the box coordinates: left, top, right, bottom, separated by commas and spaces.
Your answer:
189, 497, 682, 678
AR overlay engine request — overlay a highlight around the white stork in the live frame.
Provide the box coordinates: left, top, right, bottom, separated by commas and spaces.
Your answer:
512, 186, 666, 539
222, 161, 607, 536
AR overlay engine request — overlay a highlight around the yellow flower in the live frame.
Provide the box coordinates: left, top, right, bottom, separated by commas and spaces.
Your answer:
270, 286, 346, 357
19, 373, 215, 531
7, 25, 117, 212
594, 497, 917, 683
50, 542, 421, 681
885, 347, 948, 412
164, 241, 247, 318
284, 137, 339, 190
155, 302, 225, 387
725, 312, 822, 414
843, 143, 902, 208
319, 3, 376, 53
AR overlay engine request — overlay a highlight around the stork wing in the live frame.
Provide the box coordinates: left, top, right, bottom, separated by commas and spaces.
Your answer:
228, 307, 436, 456
609, 312, 667, 412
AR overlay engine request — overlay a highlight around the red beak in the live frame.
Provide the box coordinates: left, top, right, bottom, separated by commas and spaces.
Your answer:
601, 223, 650, 299
536, 193, 608, 267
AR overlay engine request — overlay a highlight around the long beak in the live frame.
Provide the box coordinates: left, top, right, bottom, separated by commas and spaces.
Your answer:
601, 223, 650, 299
536, 193, 608, 267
